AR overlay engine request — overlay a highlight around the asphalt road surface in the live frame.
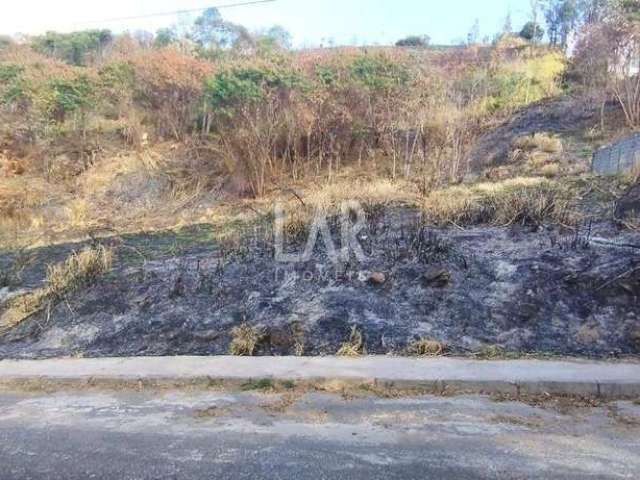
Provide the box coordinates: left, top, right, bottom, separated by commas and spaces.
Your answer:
0, 387, 638, 479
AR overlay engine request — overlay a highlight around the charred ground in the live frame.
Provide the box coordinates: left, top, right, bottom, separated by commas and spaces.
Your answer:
1, 205, 638, 360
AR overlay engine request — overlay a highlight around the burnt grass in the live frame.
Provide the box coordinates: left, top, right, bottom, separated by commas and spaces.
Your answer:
0, 208, 639, 359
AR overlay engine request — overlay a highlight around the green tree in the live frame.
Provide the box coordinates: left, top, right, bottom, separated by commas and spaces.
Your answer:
191, 7, 240, 49
51, 76, 95, 115
578, 0, 612, 23
34, 30, 113, 66
544, 0, 580, 48
259, 26, 292, 49
619, 0, 640, 21
395, 35, 431, 47
519, 21, 545, 41
155, 28, 177, 47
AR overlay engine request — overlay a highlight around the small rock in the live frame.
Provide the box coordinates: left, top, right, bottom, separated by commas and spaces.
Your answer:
422, 267, 451, 288
368, 272, 387, 286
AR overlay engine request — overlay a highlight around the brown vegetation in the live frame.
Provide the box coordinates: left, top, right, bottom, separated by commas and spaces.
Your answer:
1, 245, 112, 332
422, 177, 580, 227
0, 29, 571, 249
229, 323, 265, 356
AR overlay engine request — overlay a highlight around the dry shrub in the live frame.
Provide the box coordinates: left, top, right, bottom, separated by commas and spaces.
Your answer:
539, 163, 560, 178
290, 321, 306, 356
506, 133, 566, 178
0, 44, 77, 81
423, 177, 579, 227
572, 10, 640, 127
279, 207, 311, 244
65, 198, 91, 228
0, 176, 61, 248
513, 133, 563, 154
0, 41, 571, 248
124, 48, 214, 140
76, 147, 214, 232
407, 338, 446, 357
337, 326, 365, 357
45, 245, 113, 300
80, 151, 169, 205
305, 177, 415, 211
0, 45, 97, 133
476, 345, 507, 359
229, 323, 265, 356
1, 245, 112, 332
0, 152, 25, 176
266, 175, 416, 245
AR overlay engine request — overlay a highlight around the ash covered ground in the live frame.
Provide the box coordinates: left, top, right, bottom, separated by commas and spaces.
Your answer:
0, 208, 639, 359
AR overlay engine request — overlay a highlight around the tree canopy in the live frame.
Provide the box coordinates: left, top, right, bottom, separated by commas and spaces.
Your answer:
395, 35, 431, 48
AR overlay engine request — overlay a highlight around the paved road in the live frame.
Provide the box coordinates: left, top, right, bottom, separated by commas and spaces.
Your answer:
0, 387, 638, 479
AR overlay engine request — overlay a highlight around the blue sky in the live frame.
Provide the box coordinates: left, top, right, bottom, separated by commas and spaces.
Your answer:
1, 0, 532, 46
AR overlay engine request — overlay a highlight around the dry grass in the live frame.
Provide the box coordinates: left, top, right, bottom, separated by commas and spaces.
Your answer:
513, 133, 563, 154
422, 177, 579, 227
65, 199, 91, 228
0, 175, 64, 248
336, 326, 365, 357
290, 321, 306, 356
509, 133, 569, 179
45, 245, 113, 299
0, 148, 216, 250
0, 245, 113, 332
256, 174, 417, 246
304, 177, 416, 212
475, 345, 507, 359
407, 338, 446, 357
229, 323, 265, 356
539, 163, 560, 178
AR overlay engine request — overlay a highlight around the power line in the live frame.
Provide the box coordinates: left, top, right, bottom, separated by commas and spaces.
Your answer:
68, 0, 277, 28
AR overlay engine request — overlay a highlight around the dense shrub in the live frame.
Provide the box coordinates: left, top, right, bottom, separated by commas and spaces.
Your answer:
349, 55, 410, 91
0, 36, 567, 196
0, 64, 26, 106
459, 52, 565, 115
202, 60, 306, 195
572, 3, 640, 126
33, 30, 113, 66
205, 64, 303, 114
48, 75, 96, 121
126, 48, 214, 140
396, 35, 430, 48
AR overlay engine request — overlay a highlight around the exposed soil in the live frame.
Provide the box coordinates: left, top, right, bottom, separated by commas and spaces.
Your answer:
0, 208, 638, 359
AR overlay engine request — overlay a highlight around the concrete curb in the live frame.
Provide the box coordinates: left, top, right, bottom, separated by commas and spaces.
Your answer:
0, 356, 639, 398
